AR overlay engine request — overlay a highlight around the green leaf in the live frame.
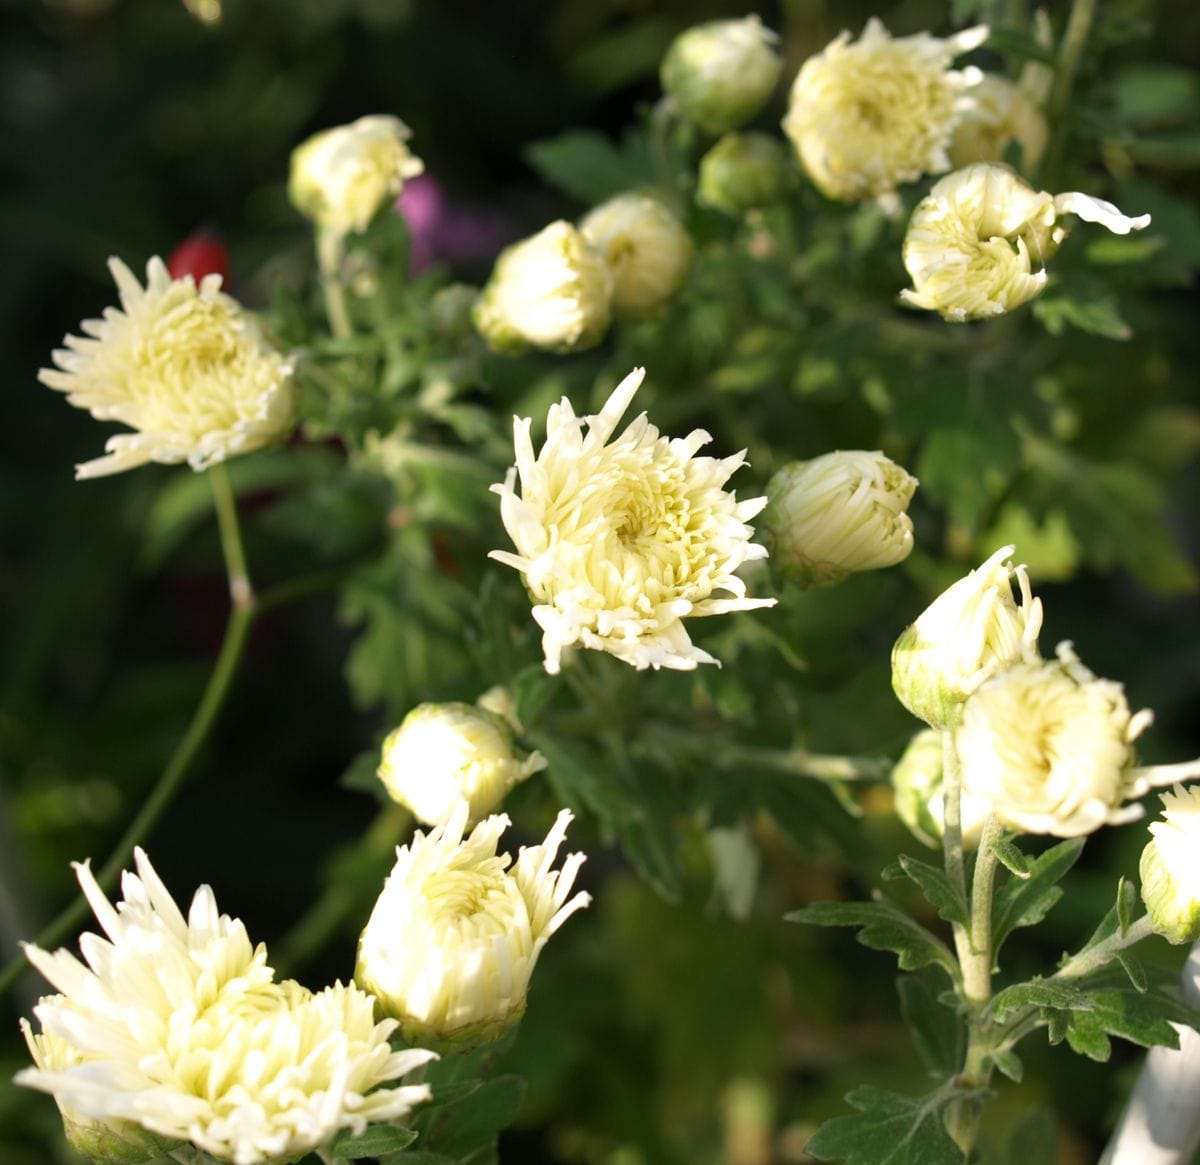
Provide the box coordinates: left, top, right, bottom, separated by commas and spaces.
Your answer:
1032, 293, 1133, 341
917, 426, 1020, 531
529, 731, 623, 833
805, 1086, 964, 1164
990, 836, 1031, 879
1116, 876, 1137, 936
524, 129, 655, 204
1060, 976, 1200, 1062
988, 979, 1095, 1023
1116, 951, 1148, 994
329, 1124, 419, 1158
897, 974, 962, 1077
423, 1075, 526, 1158
983, 25, 1059, 65
988, 1048, 1024, 1084
991, 839, 1084, 954
789, 897, 959, 980
883, 854, 968, 926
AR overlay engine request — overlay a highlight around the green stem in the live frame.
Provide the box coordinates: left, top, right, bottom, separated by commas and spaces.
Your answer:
963, 815, 1003, 1009
940, 731, 974, 975
1043, 0, 1098, 185
1056, 913, 1157, 981
0, 473, 257, 1000
317, 227, 353, 339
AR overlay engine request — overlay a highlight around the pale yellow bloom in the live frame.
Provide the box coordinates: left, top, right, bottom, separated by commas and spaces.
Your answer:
660, 15, 782, 135
378, 701, 546, 828
40, 258, 293, 480
782, 18, 988, 208
1141, 785, 1200, 943
580, 193, 693, 319
16, 849, 434, 1165
892, 544, 1042, 729
473, 221, 613, 353
490, 367, 775, 674
901, 163, 1152, 321
955, 642, 1173, 838
762, 450, 917, 587
357, 805, 590, 1050
289, 114, 424, 236
949, 74, 1048, 171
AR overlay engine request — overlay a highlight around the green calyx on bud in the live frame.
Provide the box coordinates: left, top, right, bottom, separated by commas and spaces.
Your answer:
1140, 784, 1200, 944
697, 132, 792, 217
660, 16, 782, 135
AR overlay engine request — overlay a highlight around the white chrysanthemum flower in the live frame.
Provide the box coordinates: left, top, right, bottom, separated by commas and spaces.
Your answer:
892, 544, 1042, 729
1141, 785, 1200, 944
660, 15, 782, 135
762, 450, 917, 587
473, 220, 613, 354
901, 163, 1152, 321
954, 641, 1178, 838
357, 805, 590, 1050
15, 849, 434, 1165
579, 193, 693, 319
289, 114, 424, 236
782, 17, 988, 208
490, 367, 775, 674
949, 74, 1048, 171
39, 257, 294, 479
378, 701, 547, 828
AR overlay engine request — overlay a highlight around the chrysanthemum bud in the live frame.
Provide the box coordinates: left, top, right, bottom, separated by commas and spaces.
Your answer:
289, 115, 424, 237
761, 450, 917, 588
892, 545, 1042, 729
473, 220, 613, 353
1140, 785, 1200, 944
357, 806, 590, 1050
891, 728, 991, 850
697, 132, 792, 217
661, 16, 781, 135
429, 283, 480, 342
901, 163, 1151, 322
578, 193, 692, 319
782, 18, 988, 208
949, 74, 1048, 171
378, 702, 546, 829
955, 642, 1170, 838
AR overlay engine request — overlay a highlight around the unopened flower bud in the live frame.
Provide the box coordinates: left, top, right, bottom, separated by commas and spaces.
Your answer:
429, 283, 480, 342
892, 544, 1042, 729
1140, 785, 1200, 944
950, 74, 1048, 172
356, 806, 590, 1050
289, 115, 424, 237
661, 15, 782, 135
579, 193, 692, 319
891, 728, 991, 849
901, 163, 1151, 322
473, 221, 613, 353
697, 132, 792, 216
761, 450, 917, 588
378, 702, 546, 829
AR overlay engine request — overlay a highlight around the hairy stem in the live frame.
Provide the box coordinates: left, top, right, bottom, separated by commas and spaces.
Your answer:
317, 227, 353, 339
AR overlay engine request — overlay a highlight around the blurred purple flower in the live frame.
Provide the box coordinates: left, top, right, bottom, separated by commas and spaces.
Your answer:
397, 174, 512, 274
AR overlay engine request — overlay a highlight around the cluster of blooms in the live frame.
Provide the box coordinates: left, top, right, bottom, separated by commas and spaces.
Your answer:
890, 547, 1200, 941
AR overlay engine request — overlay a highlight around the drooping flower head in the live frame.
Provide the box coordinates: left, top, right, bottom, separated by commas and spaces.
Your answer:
761, 450, 917, 587
289, 114, 424, 237
901, 163, 1151, 321
955, 641, 1174, 838
579, 193, 693, 319
357, 805, 590, 1050
378, 701, 547, 828
1141, 784, 1200, 944
40, 257, 294, 479
473, 220, 613, 354
490, 367, 776, 674
892, 544, 1042, 729
16, 849, 434, 1165
782, 18, 988, 209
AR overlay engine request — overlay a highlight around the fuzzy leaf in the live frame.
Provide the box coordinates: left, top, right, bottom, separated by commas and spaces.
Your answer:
805, 1086, 964, 1164
992, 839, 1084, 953
988, 979, 1095, 1022
1062, 982, 1199, 1062
329, 1124, 419, 1158
1116, 951, 1149, 994
883, 855, 968, 926
897, 974, 962, 1077
423, 1075, 526, 1158
988, 1048, 1024, 1083
990, 836, 1031, 879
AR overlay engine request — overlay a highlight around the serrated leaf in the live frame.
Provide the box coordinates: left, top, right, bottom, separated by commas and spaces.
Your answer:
1116, 951, 1148, 993
423, 1075, 526, 1158
992, 839, 1084, 953
897, 974, 962, 1077
1062, 983, 1198, 1062
988, 979, 1095, 1022
805, 1086, 964, 1164
990, 836, 1030, 879
989, 1048, 1024, 1083
887, 854, 968, 926
789, 898, 959, 980
1032, 293, 1133, 341
329, 1124, 419, 1158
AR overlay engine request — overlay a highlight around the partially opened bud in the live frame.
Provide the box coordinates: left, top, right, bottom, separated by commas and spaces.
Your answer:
357, 807, 590, 1050
891, 729, 991, 850
891, 545, 1042, 729
949, 74, 1048, 171
473, 221, 613, 353
901, 163, 1151, 322
579, 193, 693, 319
661, 15, 782, 135
761, 450, 917, 587
289, 115, 424, 237
1140, 785, 1200, 944
697, 132, 792, 216
378, 702, 546, 828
